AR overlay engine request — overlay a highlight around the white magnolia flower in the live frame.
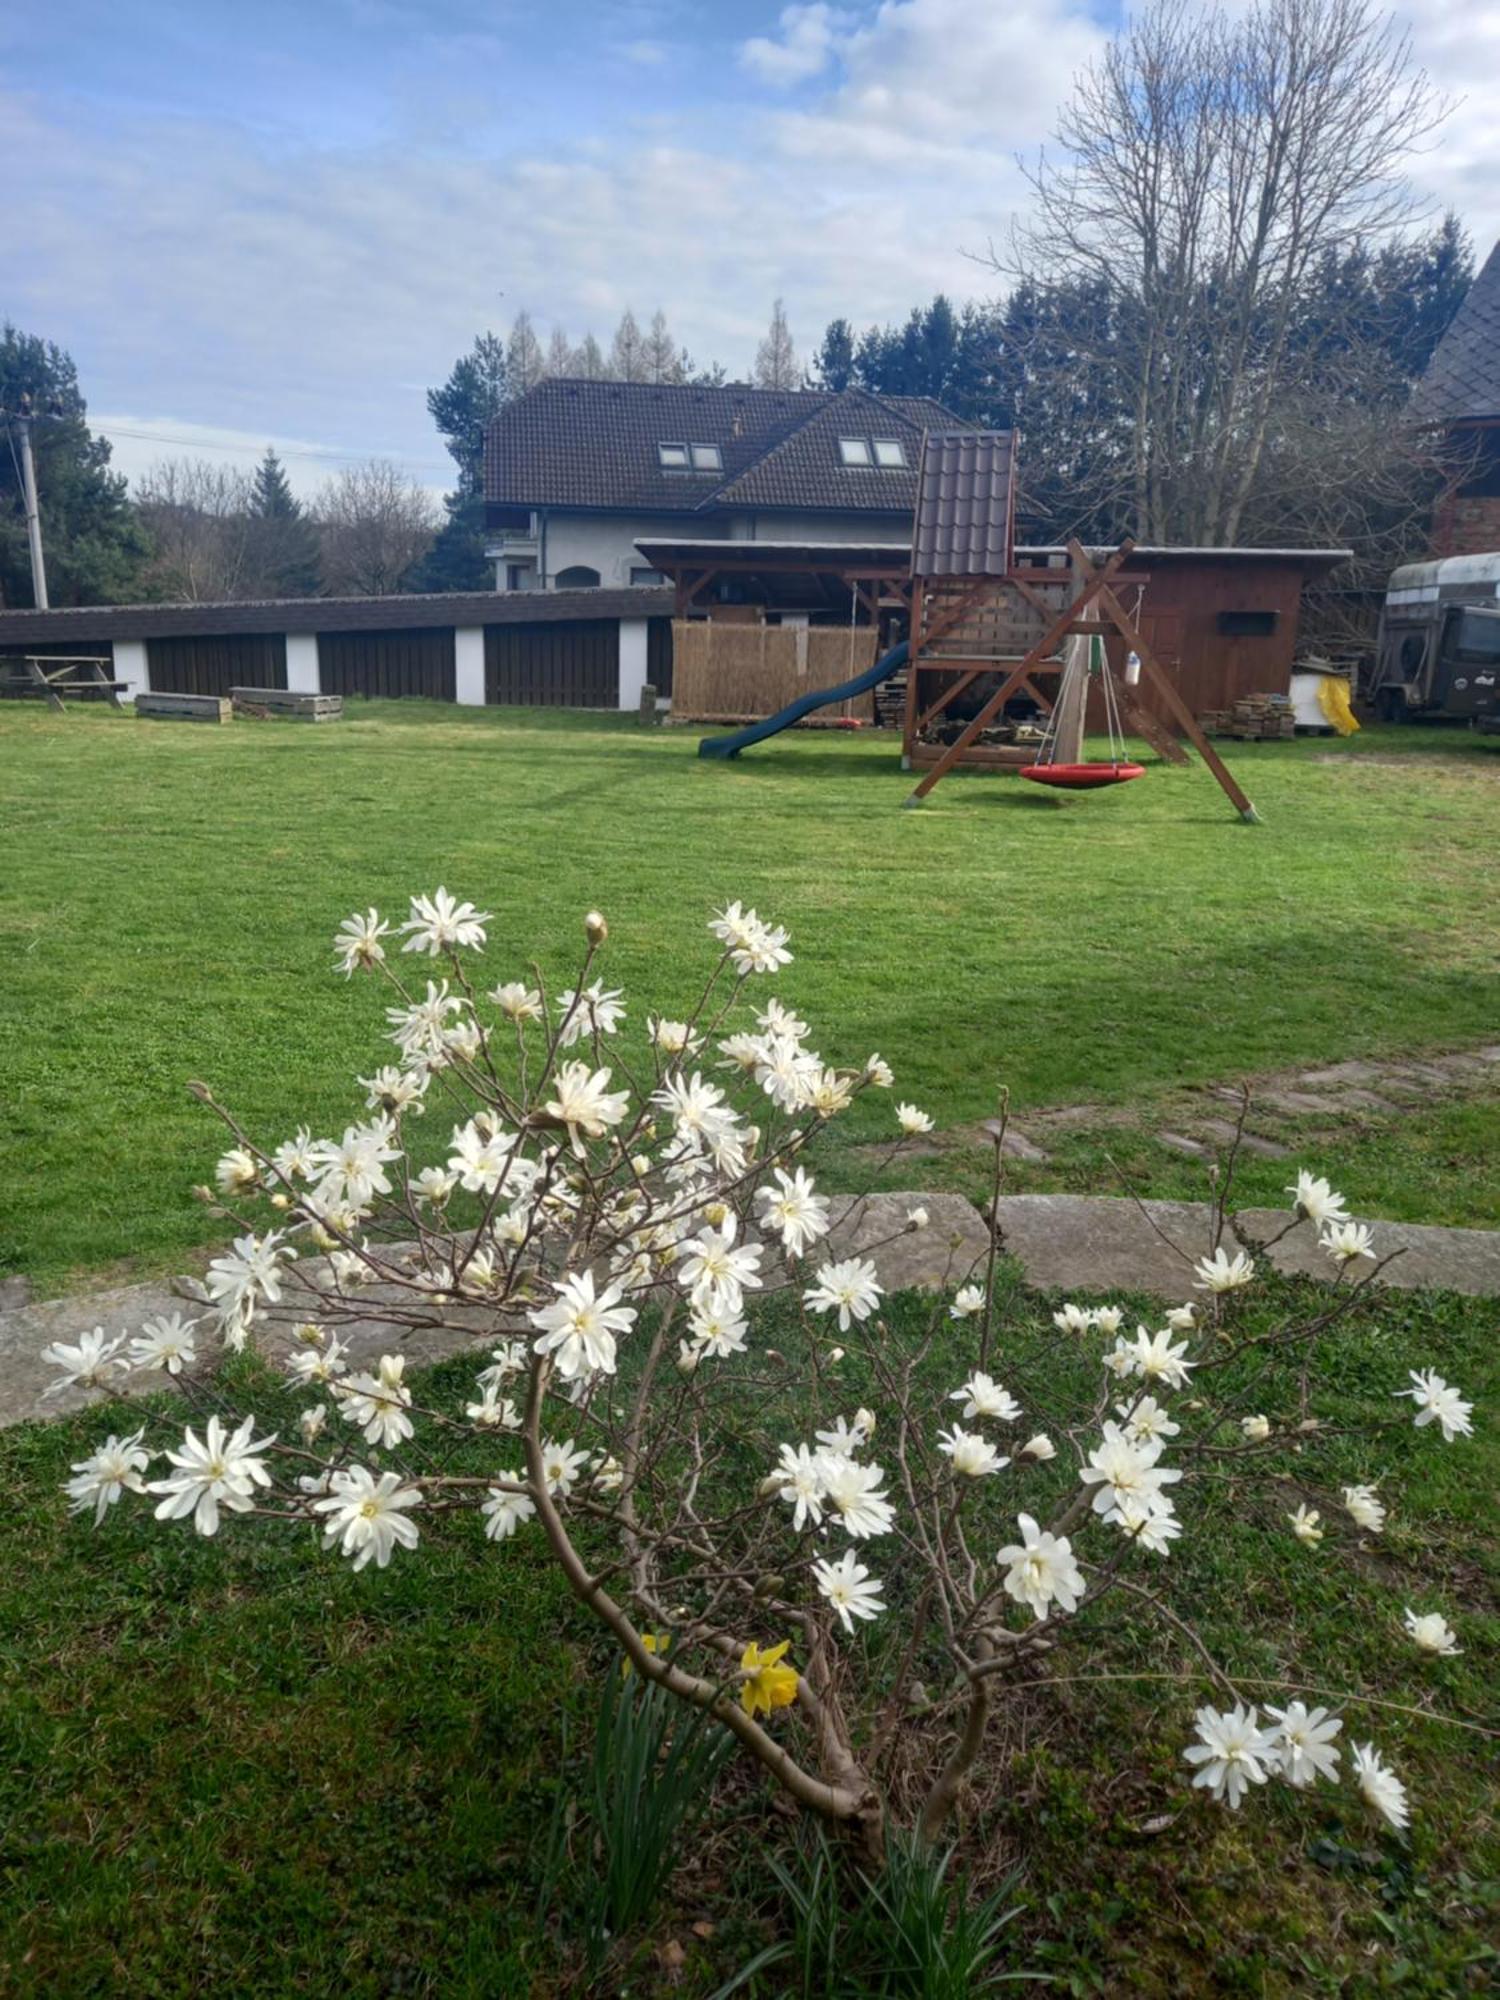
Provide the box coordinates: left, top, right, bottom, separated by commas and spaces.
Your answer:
949, 1284, 986, 1321
399, 886, 490, 956
1403, 1608, 1460, 1657
465, 1386, 521, 1430
127, 1311, 200, 1376
338, 1355, 415, 1448
414, 1165, 457, 1204
811, 1549, 886, 1632
539, 1438, 590, 1498
937, 1426, 1008, 1478
545, 1062, 631, 1155
64, 1429, 151, 1525
1052, 1303, 1093, 1335
649, 1016, 701, 1058
286, 1333, 350, 1387
951, 1372, 1021, 1423
1116, 1394, 1181, 1444
386, 980, 464, 1058
530, 1270, 636, 1381
1241, 1414, 1271, 1442
313, 1466, 422, 1571
997, 1514, 1084, 1620
679, 1225, 765, 1317
1288, 1503, 1323, 1546
447, 1119, 525, 1196
815, 1414, 871, 1457
148, 1414, 276, 1537
299, 1404, 328, 1446
478, 1339, 528, 1389
204, 1230, 294, 1348
865, 1054, 894, 1087
482, 1482, 537, 1541
1130, 1327, 1196, 1390
334, 907, 390, 976
1079, 1425, 1181, 1520
593, 1455, 624, 1495
491, 980, 544, 1023
1092, 1305, 1125, 1336
906, 1205, 929, 1229
1111, 1493, 1182, 1554
556, 980, 627, 1048
359, 1065, 427, 1118
755, 1166, 830, 1256
270, 1128, 318, 1181
1164, 1303, 1198, 1331
817, 1454, 896, 1538
1343, 1484, 1386, 1532
1103, 1339, 1138, 1381
895, 1103, 933, 1136
1193, 1247, 1255, 1294
1351, 1742, 1409, 1830
709, 901, 791, 975
1288, 1171, 1350, 1227
307, 1122, 400, 1208
41, 1326, 129, 1396
758, 997, 808, 1041
1321, 1221, 1376, 1264
803, 1258, 883, 1332
1266, 1702, 1342, 1787
215, 1147, 260, 1196
776, 1443, 828, 1530
1396, 1370, 1473, 1442
1183, 1703, 1280, 1809
687, 1305, 750, 1360
1021, 1433, 1056, 1462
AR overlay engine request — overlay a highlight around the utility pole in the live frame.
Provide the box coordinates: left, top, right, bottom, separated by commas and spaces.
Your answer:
14, 401, 50, 609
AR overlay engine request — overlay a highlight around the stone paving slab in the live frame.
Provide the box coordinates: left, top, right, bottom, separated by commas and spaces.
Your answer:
1238, 1210, 1500, 1296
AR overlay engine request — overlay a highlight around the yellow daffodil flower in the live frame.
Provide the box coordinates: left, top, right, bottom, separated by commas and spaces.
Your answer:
740, 1639, 798, 1719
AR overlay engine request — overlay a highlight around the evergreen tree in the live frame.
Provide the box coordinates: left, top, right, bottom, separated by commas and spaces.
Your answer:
408, 332, 511, 593
609, 310, 648, 383
754, 299, 801, 389
0, 325, 148, 607
246, 448, 321, 596
814, 319, 856, 390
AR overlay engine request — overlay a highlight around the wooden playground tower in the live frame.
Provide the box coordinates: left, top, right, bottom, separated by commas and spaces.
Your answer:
901, 433, 1259, 821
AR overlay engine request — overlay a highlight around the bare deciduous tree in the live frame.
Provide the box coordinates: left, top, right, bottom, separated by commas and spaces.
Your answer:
1002, 0, 1446, 544
134, 457, 258, 601
754, 298, 801, 390
313, 460, 439, 597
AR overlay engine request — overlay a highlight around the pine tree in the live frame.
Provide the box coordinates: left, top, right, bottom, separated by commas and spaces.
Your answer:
409, 332, 510, 593
246, 448, 320, 597
814, 319, 856, 390
506, 312, 546, 396
754, 299, 801, 389
0, 325, 148, 607
609, 310, 647, 383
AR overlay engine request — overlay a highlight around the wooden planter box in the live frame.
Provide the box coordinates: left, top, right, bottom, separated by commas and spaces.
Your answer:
135, 692, 232, 724
230, 687, 343, 720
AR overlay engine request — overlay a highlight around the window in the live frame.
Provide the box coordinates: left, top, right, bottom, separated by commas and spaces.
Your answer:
659, 441, 722, 472
630, 565, 666, 586
657, 442, 690, 468
505, 563, 533, 592
872, 438, 906, 467
1216, 610, 1278, 637
556, 565, 601, 589
690, 443, 722, 471
839, 437, 873, 466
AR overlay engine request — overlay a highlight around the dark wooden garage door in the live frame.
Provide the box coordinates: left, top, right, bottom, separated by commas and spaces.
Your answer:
647, 617, 673, 698
319, 627, 455, 701
148, 633, 288, 697
484, 620, 619, 707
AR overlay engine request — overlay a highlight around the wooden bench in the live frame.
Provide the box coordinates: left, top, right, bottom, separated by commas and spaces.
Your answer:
230, 687, 343, 721
135, 692, 232, 724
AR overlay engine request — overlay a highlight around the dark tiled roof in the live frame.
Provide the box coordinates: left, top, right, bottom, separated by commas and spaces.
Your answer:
911, 432, 1016, 576
1410, 240, 1500, 425
483, 380, 961, 517
0, 586, 673, 647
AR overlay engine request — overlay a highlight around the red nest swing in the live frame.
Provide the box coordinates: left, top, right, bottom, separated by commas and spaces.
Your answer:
1019, 638, 1145, 791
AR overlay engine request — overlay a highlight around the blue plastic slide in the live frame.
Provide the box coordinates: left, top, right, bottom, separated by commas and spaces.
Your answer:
698, 639, 910, 758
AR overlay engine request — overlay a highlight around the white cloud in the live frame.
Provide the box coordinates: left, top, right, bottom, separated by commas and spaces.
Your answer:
740, 4, 851, 86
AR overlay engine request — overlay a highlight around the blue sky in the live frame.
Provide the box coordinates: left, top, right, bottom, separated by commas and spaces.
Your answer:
5, 1, 1496, 496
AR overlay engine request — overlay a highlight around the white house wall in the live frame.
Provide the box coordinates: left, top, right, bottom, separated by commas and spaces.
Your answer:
543, 513, 715, 590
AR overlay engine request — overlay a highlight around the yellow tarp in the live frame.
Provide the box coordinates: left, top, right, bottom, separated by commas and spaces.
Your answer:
1316, 675, 1360, 735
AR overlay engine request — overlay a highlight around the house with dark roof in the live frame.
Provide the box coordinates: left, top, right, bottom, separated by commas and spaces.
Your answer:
1410, 239, 1500, 557
482, 380, 959, 592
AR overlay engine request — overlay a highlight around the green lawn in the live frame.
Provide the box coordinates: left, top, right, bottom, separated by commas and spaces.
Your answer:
4, 699, 1499, 1294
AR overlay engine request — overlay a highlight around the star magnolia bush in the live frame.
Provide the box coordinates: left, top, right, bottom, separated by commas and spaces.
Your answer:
47, 892, 1477, 1846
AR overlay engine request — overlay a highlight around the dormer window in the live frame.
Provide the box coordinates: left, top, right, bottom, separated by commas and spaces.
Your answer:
839, 436, 907, 468
839, 437, 873, 466
873, 438, 906, 467
659, 440, 723, 472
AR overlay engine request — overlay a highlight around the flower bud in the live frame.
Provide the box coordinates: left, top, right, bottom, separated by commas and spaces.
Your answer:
585, 910, 608, 945
704, 1200, 729, 1228
676, 1342, 701, 1375
753, 1573, 785, 1598
269, 1191, 289, 1210
906, 1206, 929, 1230
757, 1474, 783, 1501
1021, 1433, 1055, 1461
827, 1346, 845, 1364
630, 1154, 651, 1177
1241, 1414, 1271, 1442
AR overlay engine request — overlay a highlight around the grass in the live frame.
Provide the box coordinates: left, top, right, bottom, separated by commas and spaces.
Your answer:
1, 1281, 1495, 1996
4, 699, 1500, 1294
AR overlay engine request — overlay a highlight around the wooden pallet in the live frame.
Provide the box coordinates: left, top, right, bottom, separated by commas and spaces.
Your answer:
230, 687, 343, 720
136, 692, 232, 724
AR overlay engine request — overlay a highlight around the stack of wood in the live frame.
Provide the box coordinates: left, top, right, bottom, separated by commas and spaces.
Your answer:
1198, 693, 1296, 740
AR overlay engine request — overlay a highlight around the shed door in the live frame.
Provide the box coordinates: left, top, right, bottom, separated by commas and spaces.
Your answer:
147, 633, 288, 696
484, 621, 620, 706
